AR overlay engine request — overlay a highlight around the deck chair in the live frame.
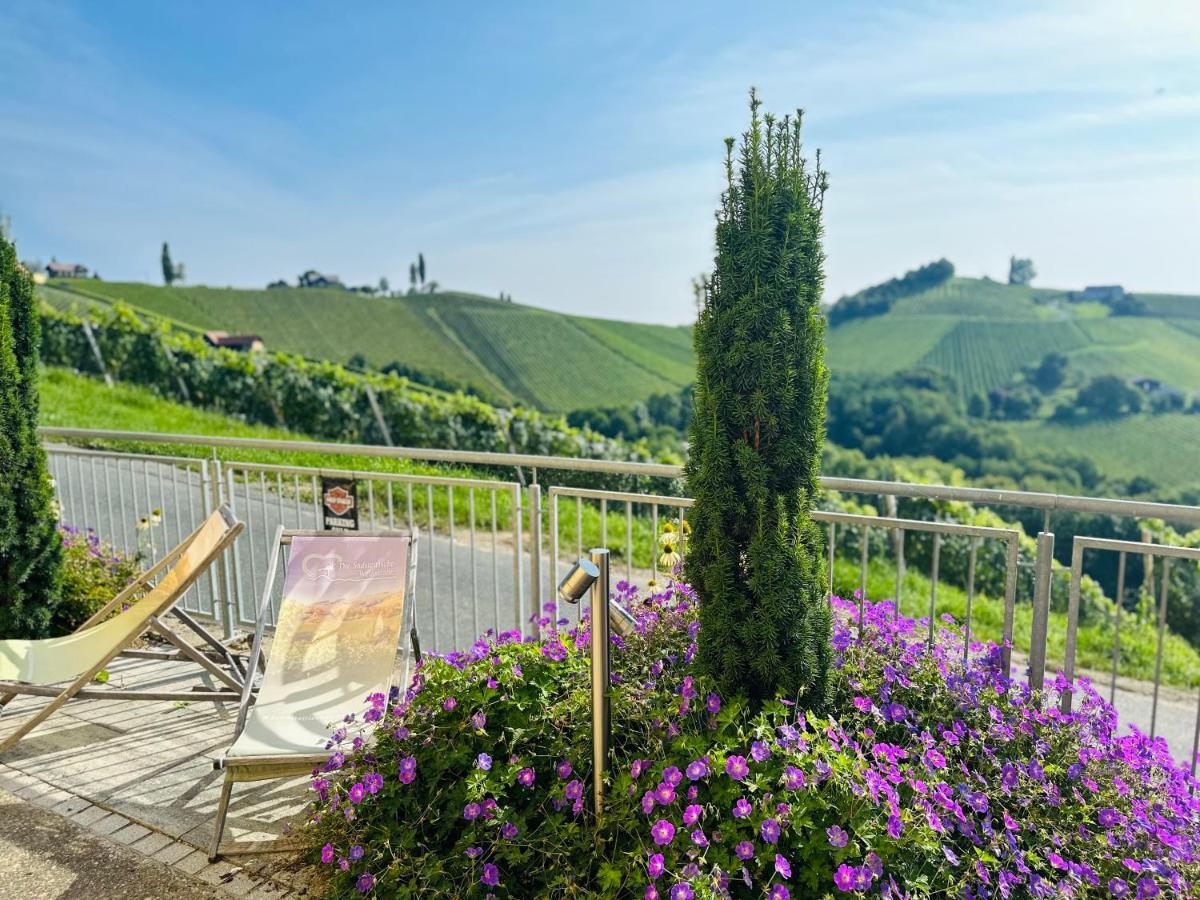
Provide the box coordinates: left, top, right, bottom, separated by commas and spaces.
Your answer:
0, 505, 245, 753
209, 527, 418, 860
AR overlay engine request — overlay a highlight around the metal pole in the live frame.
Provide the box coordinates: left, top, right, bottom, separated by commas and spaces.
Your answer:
529, 484, 542, 639
1061, 540, 1083, 713
588, 548, 611, 818
1029, 532, 1054, 694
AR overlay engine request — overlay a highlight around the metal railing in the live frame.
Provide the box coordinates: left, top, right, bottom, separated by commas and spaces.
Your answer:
41, 427, 1200, 765
1065, 536, 1200, 777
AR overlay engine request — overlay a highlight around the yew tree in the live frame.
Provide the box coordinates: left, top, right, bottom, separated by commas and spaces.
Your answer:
0, 232, 64, 637
685, 91, 832, 707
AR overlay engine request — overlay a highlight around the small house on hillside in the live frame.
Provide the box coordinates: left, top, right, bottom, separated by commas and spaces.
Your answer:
298, 270, 344, 289
203, 330, 265, 353
46, 261, 89, 279
1079, 285, 1125, 303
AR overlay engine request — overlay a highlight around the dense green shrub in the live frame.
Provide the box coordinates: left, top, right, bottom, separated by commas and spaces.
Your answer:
304, 583, 1200, 898
685, 92, 832, 706
0, 237, 64, 637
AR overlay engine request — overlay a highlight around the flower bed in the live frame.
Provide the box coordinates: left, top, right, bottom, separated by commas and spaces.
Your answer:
54, 524, 141, 633
305, 584, 1200, 898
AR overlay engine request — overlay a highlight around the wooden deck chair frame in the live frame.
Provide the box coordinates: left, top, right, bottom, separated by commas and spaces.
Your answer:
0, 505, 245, 754
209, 526, 419, 861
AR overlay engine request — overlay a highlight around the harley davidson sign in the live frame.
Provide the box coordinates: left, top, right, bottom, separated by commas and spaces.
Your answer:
321, 477, 359, 530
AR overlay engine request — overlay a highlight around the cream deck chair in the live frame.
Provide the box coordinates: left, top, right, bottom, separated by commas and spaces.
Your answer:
209, 527, 418, 860
0, 505, 245, 753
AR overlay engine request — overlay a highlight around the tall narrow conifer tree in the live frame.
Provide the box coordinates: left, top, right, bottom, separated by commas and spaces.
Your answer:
685, 91, 832, 707
0, 233, 63, 637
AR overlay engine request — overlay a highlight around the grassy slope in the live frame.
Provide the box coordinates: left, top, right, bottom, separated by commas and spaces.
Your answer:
50, 280, 692, 412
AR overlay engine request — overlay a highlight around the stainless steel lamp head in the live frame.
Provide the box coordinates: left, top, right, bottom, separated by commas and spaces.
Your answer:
557, 558, 600, 604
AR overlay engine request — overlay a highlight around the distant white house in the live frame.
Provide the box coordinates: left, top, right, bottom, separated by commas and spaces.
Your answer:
45, 261, 89, 279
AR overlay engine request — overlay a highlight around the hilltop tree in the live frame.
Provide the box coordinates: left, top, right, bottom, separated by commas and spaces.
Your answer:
162, 242, 175, 285
0, 231, 64, 637
685, 91, 832, 708
161, 243, 184, 285
418, 253, 426, 285
409, 263, 418, 293
379, 276, 389, 295
1008, 256, 1036, 286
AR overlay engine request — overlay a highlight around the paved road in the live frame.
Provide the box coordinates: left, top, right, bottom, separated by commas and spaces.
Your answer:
48, 448, 532, 654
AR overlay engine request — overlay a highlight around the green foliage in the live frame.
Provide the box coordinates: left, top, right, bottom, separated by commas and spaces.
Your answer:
54, 524, 142, 634
828, 258, 954, 326
1067, 375, 1143, 420
0, 237, 64, 637
686, 93, 832, 706
1007, 255, 1036, 286
1028, 351, 1068, 393
161, 243, 175, 287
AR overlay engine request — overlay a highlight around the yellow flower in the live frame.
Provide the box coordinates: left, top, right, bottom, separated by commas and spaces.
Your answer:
658, 549, 681, 570
136, 517, 150, 531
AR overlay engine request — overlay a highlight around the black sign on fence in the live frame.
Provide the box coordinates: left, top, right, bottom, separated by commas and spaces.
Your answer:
321, 477, 359, 531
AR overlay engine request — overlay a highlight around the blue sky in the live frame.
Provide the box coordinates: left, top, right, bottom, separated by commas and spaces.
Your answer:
2, 0, 1197, 324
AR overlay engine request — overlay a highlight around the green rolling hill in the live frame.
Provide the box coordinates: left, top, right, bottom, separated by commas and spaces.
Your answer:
41, 280, 694, 412
40, 274, 1200, 487
825, 277, 1200, 397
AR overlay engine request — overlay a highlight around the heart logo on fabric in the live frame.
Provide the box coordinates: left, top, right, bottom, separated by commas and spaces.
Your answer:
302, 552, 343, 581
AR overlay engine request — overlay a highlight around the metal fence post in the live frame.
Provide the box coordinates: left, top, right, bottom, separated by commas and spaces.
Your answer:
206, 458, 236, 639
528, 483, 542, 639
1028, 532, 1054, 693
1061, 539, 1083, 713
512, 484, 524, 634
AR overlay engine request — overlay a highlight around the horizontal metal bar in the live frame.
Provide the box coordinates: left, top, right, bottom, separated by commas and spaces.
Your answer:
41, 427, 681, 479
1073, 536, 1200, 562
45, 444, 203, 467
43, 427, 1200, 526
822, 476, 1200, 526
549, 485, 693, 508
224, 459, 517, 491
813, 510, 1020, 541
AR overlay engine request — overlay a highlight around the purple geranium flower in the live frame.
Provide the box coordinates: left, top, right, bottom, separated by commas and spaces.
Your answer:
481, 863, 499, 887
761, 818, 781, 843
651, 819, 676, 846
725, 756, 749, 781
827, 825, 849, 848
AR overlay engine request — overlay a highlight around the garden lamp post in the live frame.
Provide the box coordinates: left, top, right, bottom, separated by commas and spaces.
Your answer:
556, 549, 614, 816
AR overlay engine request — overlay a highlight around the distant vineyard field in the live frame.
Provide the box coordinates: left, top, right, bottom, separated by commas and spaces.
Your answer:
1011, 414, 1200, 487
917, 321, 1088, 397
43, 281, 695, 412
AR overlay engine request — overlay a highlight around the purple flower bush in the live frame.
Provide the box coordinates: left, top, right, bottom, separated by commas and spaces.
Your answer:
55, 524, 142, 632
305, 581, 1200, 897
